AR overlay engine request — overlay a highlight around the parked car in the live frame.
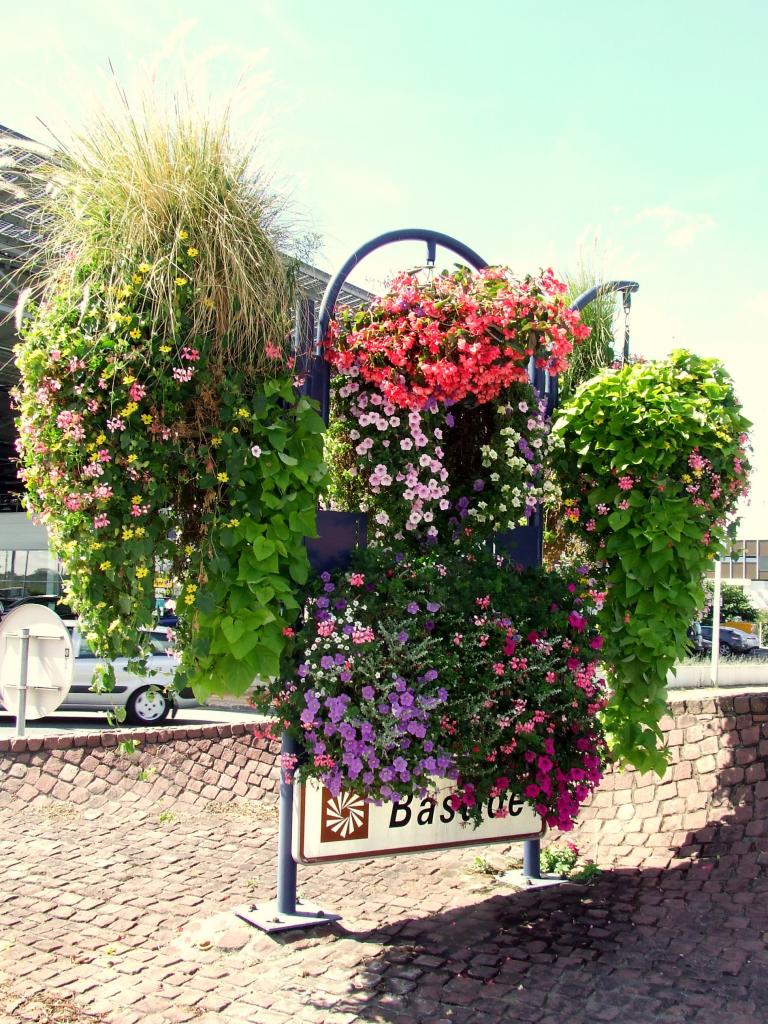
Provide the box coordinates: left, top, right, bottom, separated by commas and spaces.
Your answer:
1, 593, 75, 622
700, 625, 760, 656
0, 625, 199, 725
686, 622, 704, 654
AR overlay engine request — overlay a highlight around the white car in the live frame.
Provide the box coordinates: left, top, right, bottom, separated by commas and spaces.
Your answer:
63, 627, 199, 725
0, 625, 199, 726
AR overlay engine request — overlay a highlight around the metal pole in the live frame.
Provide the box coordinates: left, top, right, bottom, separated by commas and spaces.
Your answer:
276, 731, 300, 915
523, 838, 541, 879
16, 627, 29, 739
710, 558, 722, 685
622, 291, 632, 363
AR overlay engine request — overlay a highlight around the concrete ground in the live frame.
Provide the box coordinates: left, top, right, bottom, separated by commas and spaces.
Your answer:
1, 792, 766, 1024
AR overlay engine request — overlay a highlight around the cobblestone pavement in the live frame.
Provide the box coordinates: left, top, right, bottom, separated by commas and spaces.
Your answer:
1, 799, 767, 1024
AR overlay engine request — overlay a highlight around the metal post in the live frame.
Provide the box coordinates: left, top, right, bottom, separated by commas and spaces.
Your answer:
16, 627, 29, 739
523, 838, 541, 879
622, 290, 632, 363
710, 558, 722, 685
276, 731, 299, 915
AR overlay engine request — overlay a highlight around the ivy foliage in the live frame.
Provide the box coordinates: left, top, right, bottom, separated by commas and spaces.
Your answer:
552, 350, 751, 772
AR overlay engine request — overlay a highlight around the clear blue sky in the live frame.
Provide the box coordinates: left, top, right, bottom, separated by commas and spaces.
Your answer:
4, 0, 768, 529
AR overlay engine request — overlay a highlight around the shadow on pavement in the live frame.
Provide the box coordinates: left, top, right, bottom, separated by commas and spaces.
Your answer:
301, 757, 768, 1024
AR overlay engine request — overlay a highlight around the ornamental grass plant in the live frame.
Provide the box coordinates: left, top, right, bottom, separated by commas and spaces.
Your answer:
11, 87, 294, 374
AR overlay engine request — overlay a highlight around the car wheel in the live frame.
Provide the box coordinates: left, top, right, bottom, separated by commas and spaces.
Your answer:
719, 641, 732, 656
126, 685, 171, 725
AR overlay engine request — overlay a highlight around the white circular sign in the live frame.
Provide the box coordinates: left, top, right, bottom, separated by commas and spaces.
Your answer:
0, 604, 75, 719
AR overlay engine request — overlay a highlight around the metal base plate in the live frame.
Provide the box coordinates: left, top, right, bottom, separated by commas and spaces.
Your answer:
499, 870, 572, 889
234, 900, 341, 933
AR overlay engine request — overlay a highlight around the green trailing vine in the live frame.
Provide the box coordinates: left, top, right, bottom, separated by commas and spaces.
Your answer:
552, 350, 751, 773
15, 251, 327, 699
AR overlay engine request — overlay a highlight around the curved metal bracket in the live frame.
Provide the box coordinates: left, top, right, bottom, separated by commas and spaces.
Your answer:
315, 228, 488, 351
570, 280, 639, 313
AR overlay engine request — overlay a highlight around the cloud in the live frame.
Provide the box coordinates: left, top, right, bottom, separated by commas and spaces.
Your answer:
635, 205, 716, 249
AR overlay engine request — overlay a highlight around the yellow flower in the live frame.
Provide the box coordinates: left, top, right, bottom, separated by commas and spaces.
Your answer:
86, 443, 96, 453
118, 286, 132, 299
187, 584, 198, 593
96, 434, 106, 444
132, 275, 144, 285
135, 566, 149, 579
126, 454, 138, 464
138, 262, 152, 273
129, 329, 141, 340
122, 527, 135, 540
236, 407, 249, 419
96, 601, 107, 610
229, 518, 240, 528
123, 375, 136, 385
184, 593, 195, 605
99, 561, 112, 571
231, 426, 239, 434
210, 436, 222, 447
187, 247, 199, 258
134, 527, 146, 538
159, 345, 171, 354
121, 402, 138, 416
175, 277, 188, 287
141, 414, 153, 425
179, 230, 189, 240
184, 544, 194, 556
131, 495, 143, 505
217, 472, 229, 483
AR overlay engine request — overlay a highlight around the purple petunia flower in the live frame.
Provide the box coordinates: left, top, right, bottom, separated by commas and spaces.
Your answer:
473, 479, 485, 492
320, 655, 334, 670
426, 601, 441, 613
397, 631, 409, 644
407, 602, 419, 615
361, 685, 375, 700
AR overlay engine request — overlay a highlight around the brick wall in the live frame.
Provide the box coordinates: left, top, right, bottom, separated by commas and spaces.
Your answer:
566, 693, 768, 870
0, 723, 280, 812
1, 695, 766, 874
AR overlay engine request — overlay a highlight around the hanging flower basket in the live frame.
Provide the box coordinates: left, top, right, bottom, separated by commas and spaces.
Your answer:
324, 266, 589, 548
272, 547, 608, 830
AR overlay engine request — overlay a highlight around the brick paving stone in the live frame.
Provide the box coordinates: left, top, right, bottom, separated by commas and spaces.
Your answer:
2, 764, 768, 1024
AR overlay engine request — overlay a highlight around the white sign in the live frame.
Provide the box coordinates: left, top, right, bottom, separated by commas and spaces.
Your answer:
293, 779, 544, 864
0, 605, 74, 719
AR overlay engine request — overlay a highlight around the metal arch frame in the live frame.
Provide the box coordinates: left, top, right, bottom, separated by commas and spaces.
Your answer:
315, 228, 489, 354
569, 280, 639, 313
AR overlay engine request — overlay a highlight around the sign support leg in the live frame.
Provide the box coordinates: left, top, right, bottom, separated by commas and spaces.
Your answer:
523, 838, 541, 879
16, 628, 30, 740
234, 730, 340, 934
276, 731, 298, 915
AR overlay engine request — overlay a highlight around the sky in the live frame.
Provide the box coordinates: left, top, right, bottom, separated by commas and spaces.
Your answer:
4, 0, 768, 530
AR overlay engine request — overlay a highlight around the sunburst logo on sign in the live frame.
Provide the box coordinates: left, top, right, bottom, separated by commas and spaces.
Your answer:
320, 788, 369, 843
